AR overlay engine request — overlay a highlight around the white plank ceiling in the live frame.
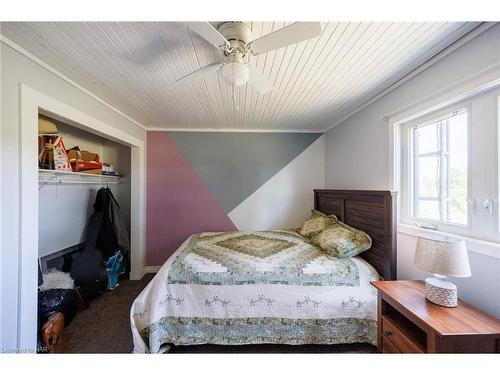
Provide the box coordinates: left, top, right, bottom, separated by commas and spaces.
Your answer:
1, 22, 480, 131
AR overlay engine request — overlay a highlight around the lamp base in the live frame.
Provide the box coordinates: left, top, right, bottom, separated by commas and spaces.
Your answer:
424, 277, 458, 307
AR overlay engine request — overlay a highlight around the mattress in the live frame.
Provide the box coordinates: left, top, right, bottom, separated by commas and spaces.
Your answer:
131, 230, 380, 353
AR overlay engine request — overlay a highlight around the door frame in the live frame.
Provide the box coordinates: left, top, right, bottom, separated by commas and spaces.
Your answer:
19, 84, 146, 350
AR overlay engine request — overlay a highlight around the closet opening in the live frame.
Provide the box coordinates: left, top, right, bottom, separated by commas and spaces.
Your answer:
18, 85, 145, 352
37, 112, 135, 352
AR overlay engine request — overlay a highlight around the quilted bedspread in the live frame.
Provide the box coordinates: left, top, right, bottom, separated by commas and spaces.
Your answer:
131, 230, 380, 353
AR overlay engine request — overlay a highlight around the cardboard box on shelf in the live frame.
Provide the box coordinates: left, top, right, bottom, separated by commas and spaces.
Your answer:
67, 147, 102, 174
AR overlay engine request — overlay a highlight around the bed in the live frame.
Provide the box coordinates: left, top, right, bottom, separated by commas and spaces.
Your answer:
131, 190, 397, 353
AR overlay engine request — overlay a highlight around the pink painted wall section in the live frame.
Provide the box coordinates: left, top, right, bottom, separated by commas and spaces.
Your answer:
146, 132, 237, 266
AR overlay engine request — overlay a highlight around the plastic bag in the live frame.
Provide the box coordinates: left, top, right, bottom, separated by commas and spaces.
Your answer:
38, 288, 76, 327
105, 250, 123, 290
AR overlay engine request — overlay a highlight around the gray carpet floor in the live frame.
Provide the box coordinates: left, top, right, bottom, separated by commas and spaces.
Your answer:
63, 274, 376, 354
64, 273, 154, 353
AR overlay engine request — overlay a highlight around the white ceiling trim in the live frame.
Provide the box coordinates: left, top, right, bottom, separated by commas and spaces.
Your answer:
0, 34, 148, 131
148, 127, 324, 133
321, 22, 494, 132
382, 66, 500, 122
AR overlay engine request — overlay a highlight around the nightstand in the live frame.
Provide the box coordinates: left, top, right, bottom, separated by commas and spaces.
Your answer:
371, 280, 500, 353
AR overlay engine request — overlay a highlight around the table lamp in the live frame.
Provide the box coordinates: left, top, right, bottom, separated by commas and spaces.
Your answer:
414, 233, 471, 307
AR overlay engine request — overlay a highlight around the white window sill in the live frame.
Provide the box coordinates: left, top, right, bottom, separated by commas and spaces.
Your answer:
397, 223, 500, 259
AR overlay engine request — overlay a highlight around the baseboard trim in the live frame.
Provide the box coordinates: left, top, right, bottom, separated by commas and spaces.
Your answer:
144, 266, 160, 274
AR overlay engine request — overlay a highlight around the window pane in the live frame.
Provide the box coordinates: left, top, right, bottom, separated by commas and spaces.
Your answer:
447, 112, 468, 224
415, 122, 439, 154
417, 200, 440, 221
411, 109, 468, 226
417, 156, 439, 198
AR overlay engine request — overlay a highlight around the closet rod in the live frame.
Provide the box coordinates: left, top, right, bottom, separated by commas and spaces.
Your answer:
39, 179, 121, 185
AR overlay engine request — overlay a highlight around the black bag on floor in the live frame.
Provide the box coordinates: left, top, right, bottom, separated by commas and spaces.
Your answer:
37, 288, 75, 353
70, 212, 108, 299
38, 288, 76, 327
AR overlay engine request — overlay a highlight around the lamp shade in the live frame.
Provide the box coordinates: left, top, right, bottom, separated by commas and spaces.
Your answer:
414, 233, 471, 277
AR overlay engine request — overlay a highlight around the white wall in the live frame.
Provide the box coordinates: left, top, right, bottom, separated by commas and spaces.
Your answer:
229, 136, 326, 230
0, 41, 146, 351
325, 24, 500, 318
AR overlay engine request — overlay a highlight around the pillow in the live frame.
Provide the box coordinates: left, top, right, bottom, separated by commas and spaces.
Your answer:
311, 221, 372, 258
298, 209, 338, 238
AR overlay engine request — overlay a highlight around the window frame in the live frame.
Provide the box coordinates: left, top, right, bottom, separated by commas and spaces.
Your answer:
391, 82, 500, 250
411, 107, 469, 226
498, 95, 500, 235
401, 102, 473, 237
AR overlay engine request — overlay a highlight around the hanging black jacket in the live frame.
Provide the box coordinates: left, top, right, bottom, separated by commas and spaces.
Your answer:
94, 187, 119, 258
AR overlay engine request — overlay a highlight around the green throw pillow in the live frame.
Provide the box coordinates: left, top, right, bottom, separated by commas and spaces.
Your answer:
311, 221, 372, 258
298, 209, 338, 238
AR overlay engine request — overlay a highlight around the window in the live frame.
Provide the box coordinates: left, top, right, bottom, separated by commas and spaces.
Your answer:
411, 110, 468, 226
399, 88, 500, 244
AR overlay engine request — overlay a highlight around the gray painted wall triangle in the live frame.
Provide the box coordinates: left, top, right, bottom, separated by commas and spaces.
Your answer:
168, 132, 322, 213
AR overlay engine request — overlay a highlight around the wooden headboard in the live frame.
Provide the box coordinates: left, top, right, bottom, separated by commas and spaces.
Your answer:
314, 190, 397, 280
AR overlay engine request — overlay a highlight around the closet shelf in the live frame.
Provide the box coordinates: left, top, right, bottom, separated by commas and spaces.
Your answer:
39, 169, 121, 187
39, 169, 121, 179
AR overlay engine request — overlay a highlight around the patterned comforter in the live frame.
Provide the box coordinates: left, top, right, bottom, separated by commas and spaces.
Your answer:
131, 230, 380, 353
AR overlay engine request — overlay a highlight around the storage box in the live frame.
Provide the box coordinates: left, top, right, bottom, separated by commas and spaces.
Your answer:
70, 160, 102, 174
68, 147, 102, 173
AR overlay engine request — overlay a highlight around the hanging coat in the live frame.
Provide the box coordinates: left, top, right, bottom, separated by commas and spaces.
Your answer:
108, 189, 131, 256
94, 187, 119, 258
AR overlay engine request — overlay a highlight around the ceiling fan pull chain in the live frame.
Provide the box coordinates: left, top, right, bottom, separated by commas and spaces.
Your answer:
232, 77, 240, 112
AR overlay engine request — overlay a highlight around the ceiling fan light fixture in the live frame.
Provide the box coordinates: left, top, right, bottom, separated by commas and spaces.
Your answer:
181, 21, 322, 94
221, 61, 249, 86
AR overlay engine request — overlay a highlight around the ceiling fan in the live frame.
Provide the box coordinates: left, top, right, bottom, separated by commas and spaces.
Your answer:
177, 22, 322, 94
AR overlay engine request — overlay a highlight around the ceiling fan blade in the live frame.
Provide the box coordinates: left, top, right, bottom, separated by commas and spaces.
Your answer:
251, 22, 322, 54
246, 64, 273, 94
177, 63, 222, 85
185, 22, 229, 48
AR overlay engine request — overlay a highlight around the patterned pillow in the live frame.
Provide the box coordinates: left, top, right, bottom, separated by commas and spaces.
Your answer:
311, 221, 372, 258
298, 209, 338, 238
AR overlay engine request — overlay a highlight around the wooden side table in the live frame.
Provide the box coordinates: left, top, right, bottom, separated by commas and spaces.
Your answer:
371, 280, 500, 353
